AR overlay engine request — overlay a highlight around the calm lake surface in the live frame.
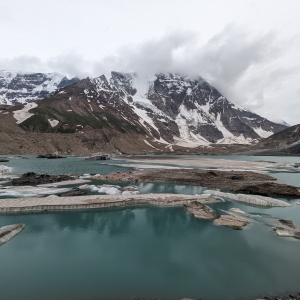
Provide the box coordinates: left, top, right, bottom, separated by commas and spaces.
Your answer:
0, 155, 300, 300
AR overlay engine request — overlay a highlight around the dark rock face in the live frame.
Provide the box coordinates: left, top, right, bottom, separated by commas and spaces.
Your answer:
234, 182, 300, 198
58, 189, 87, 197
0, 71, 79, 105
85, 155, 110, 160
12, 172, 72, 186
279, 219, 296, 229
37, 154, 67, 159
9, 71, 286, 145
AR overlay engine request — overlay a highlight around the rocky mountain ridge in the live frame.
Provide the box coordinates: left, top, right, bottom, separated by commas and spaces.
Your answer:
0, 71, 287, 151
0, 70, 79, 105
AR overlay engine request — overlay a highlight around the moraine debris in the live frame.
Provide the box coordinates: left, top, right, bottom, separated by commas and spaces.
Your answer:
213, 215, 250, 230
12, 172, 72, 186
0, 224, 25, 246
184, 201, 219, 219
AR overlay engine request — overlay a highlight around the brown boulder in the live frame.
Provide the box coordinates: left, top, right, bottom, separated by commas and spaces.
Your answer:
184, 201, 219, 219
213, 215, 250, 230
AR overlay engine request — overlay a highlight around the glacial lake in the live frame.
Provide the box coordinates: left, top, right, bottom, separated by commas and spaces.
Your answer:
0, 155, 300, 300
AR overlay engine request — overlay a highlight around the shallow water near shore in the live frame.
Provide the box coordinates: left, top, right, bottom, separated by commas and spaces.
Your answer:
1, 155, 300, 300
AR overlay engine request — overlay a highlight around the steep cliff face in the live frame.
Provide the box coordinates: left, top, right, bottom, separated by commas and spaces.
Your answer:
0, 71, 79, 105
3, 71, 286, 149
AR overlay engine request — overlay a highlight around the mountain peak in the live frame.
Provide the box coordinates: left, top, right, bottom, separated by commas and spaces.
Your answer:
6, 70, 287, 147
0, 70, 80, 105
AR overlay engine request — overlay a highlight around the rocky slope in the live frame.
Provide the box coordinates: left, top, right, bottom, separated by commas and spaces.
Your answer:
238, 124, 300, 156
0, 70, 79, 105
3, 71, 286, 152
257, 124, 300, 148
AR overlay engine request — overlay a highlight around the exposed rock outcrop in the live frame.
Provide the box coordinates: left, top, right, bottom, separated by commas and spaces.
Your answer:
0, 224, 25, 246
184, 201, 219, 219
273, 227, 300, 239
234, 182, 300, 198
12, 172, 72, 186
99, 168, 300, 198
279, 219, 296, 229
37, 154, 66, 159
85, 155, 110, 160
57, 189, 87, 197
214, 215, 250, 230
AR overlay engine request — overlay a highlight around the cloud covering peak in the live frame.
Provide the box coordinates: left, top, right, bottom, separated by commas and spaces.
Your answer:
0, 25, 299, 125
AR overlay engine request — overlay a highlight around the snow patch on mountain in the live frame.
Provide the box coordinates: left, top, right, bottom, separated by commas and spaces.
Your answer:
0, 71, 77, 105
48, 119, 59, 128
252, 127, 273, 138
7, 70, 286, 147
13, 102, 38, 124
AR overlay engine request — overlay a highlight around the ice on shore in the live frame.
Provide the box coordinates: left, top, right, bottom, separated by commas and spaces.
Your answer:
78, 184, 139, 195
204, 190, 291, 207
121, 190, 140, 195
0, 186, 72, 198
98, 186, 121, 195
0, 165, 12, 176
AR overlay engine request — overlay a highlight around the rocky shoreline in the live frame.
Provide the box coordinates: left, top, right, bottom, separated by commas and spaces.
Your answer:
98, 169, 300, 198
12, 172, 72, 186
0, 193, 219, 213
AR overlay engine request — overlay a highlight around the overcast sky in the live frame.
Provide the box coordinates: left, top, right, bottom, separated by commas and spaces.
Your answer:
1, 0, 300, 125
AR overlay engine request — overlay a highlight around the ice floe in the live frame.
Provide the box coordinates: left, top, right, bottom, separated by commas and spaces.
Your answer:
204, 190, 291, 207
0, 186, 72, 198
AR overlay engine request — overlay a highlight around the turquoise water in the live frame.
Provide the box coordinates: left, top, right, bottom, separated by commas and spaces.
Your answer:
0, 155, 300, 300
0, 155, 133, 175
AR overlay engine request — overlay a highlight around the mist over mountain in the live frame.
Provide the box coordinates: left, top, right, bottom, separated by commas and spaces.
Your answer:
1, 70, 286, 150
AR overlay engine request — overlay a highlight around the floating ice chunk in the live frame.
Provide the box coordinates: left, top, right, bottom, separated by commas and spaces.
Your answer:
97, 184, 121, 189
0, 186, 71, 198
0, 165, 12, 175
122, 191, 140, 195
91, 186, 100, 192
98, 187, 121, 195
91, 174, 101, 179
121, 185, 139, 191
0, 190, 38, 198
78, 184, 91, 190
79, 174, 91, 179
205, 190, 291, 207
106, 187, 121, 195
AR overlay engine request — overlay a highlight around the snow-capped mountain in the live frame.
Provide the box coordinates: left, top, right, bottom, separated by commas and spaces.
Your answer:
8, 71, 286, 146
0, 70, 79, 105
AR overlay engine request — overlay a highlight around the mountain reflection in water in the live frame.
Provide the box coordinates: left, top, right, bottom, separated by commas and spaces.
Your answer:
1, 204, 300, 300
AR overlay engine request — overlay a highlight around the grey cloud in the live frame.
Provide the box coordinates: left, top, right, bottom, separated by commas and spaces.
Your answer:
0, 25, 299, 124
0, 56, 44, 73
47, 52, 92, 78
